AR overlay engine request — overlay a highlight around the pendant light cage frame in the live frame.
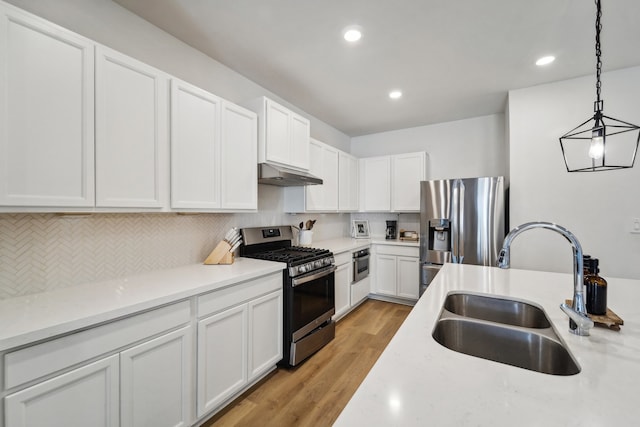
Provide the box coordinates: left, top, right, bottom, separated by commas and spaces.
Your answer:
558, 0, 640, 172
560, 114, 640, 172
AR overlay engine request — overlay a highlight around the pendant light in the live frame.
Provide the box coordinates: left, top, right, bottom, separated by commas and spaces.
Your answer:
559, 0, 640, 172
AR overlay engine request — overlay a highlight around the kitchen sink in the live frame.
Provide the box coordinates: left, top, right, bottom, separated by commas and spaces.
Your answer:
443, 292, 551, 328
432, 292, 580, 376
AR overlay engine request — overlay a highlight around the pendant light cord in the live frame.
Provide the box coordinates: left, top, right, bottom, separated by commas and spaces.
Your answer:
594, 0, 603, 114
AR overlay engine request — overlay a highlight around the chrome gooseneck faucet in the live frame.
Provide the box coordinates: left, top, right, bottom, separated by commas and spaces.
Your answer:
497, 222, 594, 336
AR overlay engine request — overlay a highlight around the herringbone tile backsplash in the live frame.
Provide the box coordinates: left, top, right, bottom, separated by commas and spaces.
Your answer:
0, 212, 348, 299
0, 213, 229, 299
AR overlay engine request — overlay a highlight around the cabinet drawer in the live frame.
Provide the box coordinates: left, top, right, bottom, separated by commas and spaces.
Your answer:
4, 300, 190, 390
333, 251, 352, 267
375, 244, 419, 257
198, 273, 281, 318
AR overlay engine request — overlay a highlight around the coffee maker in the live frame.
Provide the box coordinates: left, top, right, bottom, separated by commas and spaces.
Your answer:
385, 220, 397, 240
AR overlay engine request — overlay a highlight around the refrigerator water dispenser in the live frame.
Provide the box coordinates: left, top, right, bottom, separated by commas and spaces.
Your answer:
429, 219, 451, 252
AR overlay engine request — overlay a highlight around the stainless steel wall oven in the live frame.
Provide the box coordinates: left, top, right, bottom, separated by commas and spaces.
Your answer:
352, 248, 370, 283
240, 226, 336, 367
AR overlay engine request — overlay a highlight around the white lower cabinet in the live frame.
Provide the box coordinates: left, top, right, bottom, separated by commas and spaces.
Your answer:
197, 305, 248, 416
333, 248, 371, 321
351, 275, 371, 307
334, 262, 351, 320
3, 301, 192, 427
196, 273, 282, 418
397, 256, 420, 299
5, 355, 120, 427
248, 292, 283, 380
373, 245, 420, 301
1, 271, 285, 427
120, 326, 192, 427
374, 254, 397, 297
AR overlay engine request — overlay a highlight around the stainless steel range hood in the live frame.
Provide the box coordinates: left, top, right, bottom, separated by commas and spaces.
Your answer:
258, 163, 322, 186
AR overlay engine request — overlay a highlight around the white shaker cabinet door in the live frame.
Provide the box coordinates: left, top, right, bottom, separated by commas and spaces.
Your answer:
170, 79, 221, 209
197, 304, 248, 417
95, 46, 168, 208
120, 326, 193, 427
334, 262, 351, 319
392, 152, 426, 212
248, 290, 283, 381
360, 156, 391, 211
397, 256, 420, 300
289, 112, 310, 171
374, 254, 397, 296
323, 145, 339, 211
264, 99, 290, 166
0, 5, 95, 207
5, 355, 119, 427
220, 101, 258, 210
338, 152, 358, 212
305, 139, 324, 210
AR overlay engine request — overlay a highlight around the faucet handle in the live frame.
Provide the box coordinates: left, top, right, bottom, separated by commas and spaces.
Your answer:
560, 303, 594, 336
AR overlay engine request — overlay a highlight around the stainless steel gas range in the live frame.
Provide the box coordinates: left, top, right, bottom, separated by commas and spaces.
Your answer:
239, 226, 336, 367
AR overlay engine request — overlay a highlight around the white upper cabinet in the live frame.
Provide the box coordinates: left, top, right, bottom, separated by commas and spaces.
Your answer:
170, 79, 222, 209
391, 152, 427, 212
290, 112, 311, 171
305, 139, 338, 211
246, 97, 310, 171
95, 46, 169, 208
170, 78, 257, 211
220, 102, 257, 210
360, 156, 391, 211
359, 152, 427, 212
338, 151, 359, 211
283, 139, 340, 212
0, 4, 95, 208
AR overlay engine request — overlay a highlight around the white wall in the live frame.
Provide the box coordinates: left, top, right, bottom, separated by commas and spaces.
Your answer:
351, 114, 507, 180
508, 66, 640, 280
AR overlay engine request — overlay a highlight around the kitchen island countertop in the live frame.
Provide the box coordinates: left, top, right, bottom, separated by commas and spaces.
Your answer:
334, 263, 640, 426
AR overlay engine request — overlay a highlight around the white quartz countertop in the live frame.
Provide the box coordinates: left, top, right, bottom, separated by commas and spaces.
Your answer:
334, 263, 640, 426
0, 258, 286, 352
314, 237, 418, 255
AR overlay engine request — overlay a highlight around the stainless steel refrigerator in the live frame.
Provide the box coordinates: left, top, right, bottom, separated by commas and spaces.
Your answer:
420, 177, 506, 296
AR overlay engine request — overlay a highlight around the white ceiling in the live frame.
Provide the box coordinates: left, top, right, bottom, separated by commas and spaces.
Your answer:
114, 0, 640, 137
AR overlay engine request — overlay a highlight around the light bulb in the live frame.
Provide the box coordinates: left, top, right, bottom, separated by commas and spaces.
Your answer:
589, 129, 605, 159
343, 29, 362, 42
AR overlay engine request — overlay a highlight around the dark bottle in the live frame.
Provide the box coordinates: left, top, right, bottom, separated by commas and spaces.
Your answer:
585, 258, 607, 315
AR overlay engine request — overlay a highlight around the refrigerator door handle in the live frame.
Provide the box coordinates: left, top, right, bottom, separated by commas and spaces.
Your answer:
458, 181, 465, 263
451, 181, 459, 263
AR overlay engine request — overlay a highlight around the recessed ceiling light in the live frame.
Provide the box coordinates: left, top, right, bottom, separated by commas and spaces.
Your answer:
389, 90, 402, 99
343, 26, 362, 42
536, 56, 556, 66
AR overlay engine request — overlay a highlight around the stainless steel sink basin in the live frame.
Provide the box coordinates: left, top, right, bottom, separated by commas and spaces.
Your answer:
432, 292, 580, 376
443, 292, 551, 328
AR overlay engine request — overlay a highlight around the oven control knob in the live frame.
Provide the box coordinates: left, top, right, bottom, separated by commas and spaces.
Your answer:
298, 265, 307, 274
315, 260, 322, 268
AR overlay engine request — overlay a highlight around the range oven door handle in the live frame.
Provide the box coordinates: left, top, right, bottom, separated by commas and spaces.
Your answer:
353, 254, 370, 262
291, 265, 337, 287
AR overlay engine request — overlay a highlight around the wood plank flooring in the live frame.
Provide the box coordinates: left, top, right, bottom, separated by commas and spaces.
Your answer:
202, 299, 413, 427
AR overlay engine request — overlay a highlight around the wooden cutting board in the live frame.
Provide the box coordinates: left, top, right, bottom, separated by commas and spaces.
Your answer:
565, 299, 624, 331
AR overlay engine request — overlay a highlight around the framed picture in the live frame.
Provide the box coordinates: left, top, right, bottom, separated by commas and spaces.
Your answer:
352, 220, 370, 239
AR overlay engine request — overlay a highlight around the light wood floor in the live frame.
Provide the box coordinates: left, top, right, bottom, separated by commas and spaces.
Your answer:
202, 299, 413, 427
